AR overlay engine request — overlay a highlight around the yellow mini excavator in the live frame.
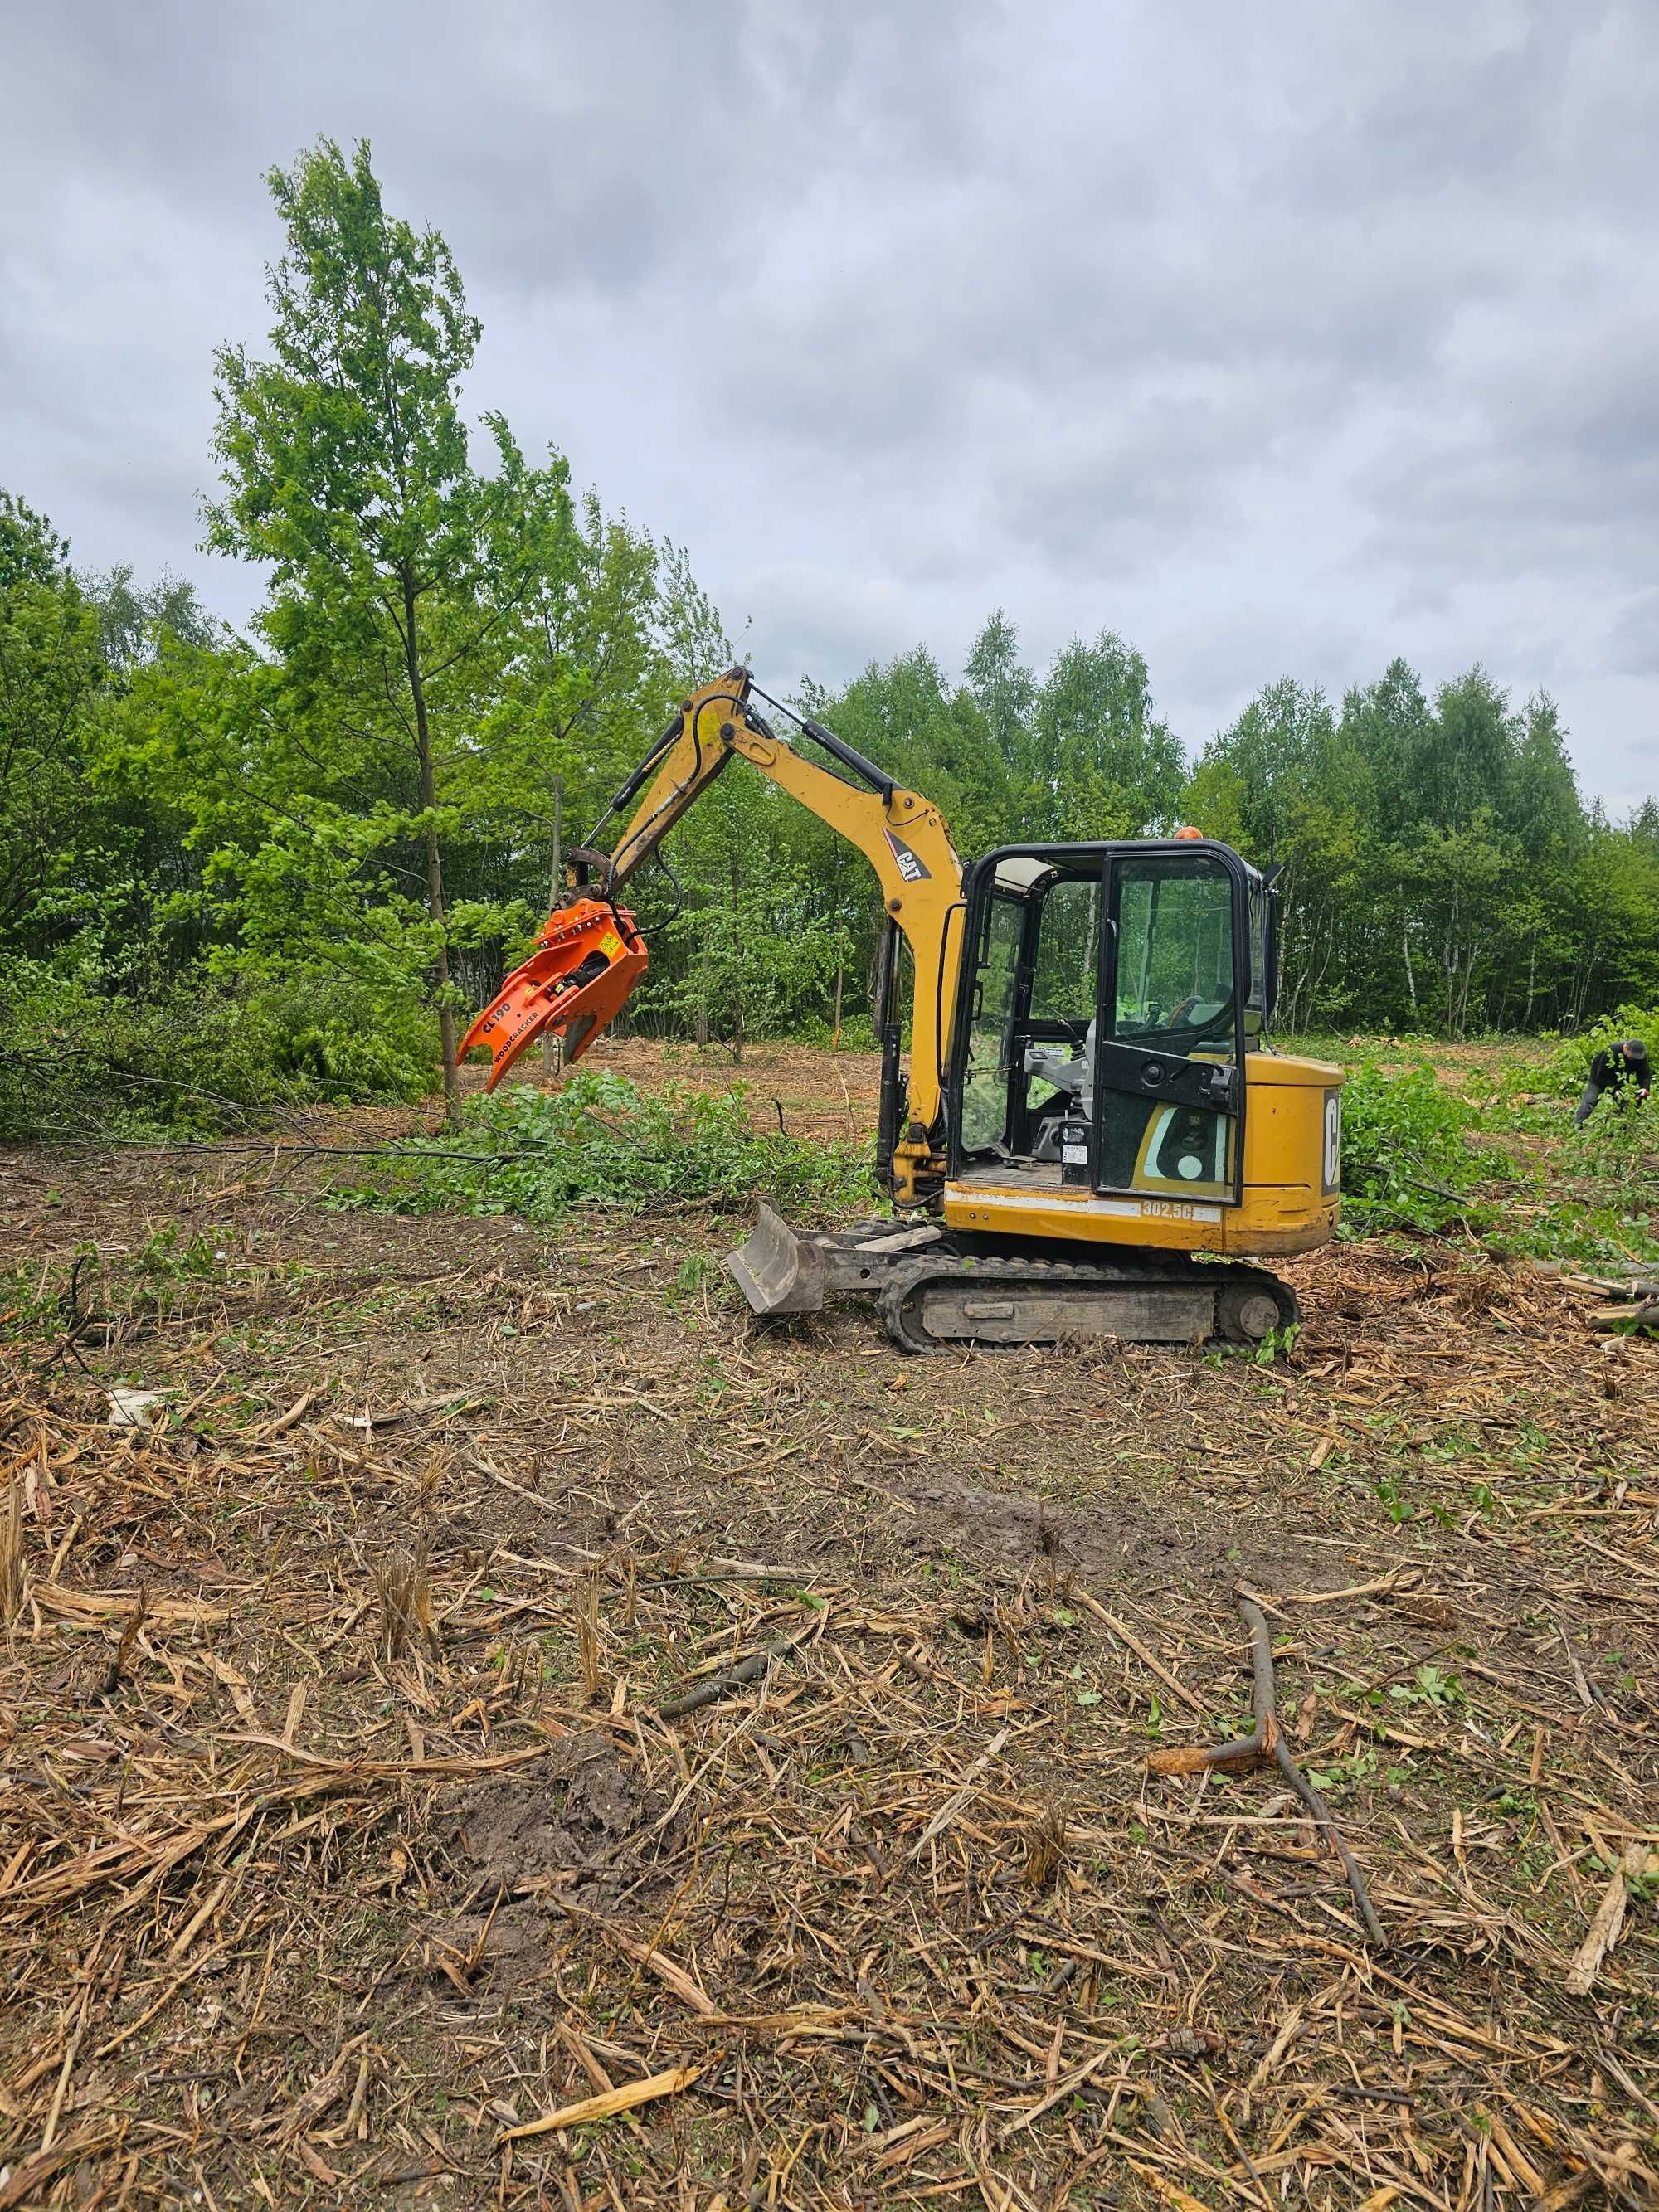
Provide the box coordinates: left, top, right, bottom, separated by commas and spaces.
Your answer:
463, 669, 1345, 1352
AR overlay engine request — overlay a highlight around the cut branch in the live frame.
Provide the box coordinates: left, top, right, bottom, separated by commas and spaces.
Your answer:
1146, 1591, 1387, 1947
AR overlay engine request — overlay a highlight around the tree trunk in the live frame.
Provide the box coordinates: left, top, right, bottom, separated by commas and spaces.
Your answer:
402, 571, 460, 1125
1402, 921, 1417, 1014
1457, 940, 1480, 1036
728, 851, 743, 1066
832, 949, 844, 1051
542, 776, 564, 1083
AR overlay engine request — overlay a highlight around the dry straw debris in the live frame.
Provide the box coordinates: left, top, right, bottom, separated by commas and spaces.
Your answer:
0, 1064, 1656, 2207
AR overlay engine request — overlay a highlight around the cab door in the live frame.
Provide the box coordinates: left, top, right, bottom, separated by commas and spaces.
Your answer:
1094, 846, 1247, 1204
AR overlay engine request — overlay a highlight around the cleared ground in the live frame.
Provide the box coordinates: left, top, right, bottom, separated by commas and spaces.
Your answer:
0, 1040, 1655, 2210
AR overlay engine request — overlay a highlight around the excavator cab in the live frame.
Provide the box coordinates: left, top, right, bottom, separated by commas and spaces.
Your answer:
948, 839, 1267, 1207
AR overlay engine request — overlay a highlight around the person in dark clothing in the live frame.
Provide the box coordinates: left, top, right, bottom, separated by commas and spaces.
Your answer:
1575, 1038, 1652, 1125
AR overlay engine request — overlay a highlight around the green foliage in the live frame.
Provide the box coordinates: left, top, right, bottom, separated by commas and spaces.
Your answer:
203, 138, 596, 1107
84, 562, 216, 681
1384, 1663, 1466, 1710
1029, 630, 1184, 839
1, 147, 723, 1127
795, 1013, 878, 1052
0, 957, 433, 1139
636, 847, 854, 1060
1549, 1106, 1659, 1270
1338, 1060, 1489, 1232
0, 140, 721, 1133
1194, 655, 1652, 1038
0, 491, 105, 943
1251, 1322, 1301, 1364
1374, 1469, 1413, 1524
1540, 1007, 1659, 1096
248, 976, 436, 1103
132, 1222, 225, 1284
328, 1070, 876, 1223
1306, 1746, 1379, 1798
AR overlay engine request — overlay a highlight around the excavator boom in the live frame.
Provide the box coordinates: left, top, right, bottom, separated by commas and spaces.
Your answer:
462, 668, 966, 1203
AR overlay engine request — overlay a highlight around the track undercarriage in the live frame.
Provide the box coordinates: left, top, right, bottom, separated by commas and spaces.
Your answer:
728, 1203, 1297, 1354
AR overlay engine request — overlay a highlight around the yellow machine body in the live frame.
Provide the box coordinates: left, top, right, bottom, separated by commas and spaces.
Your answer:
945, 1051, 1343, 1256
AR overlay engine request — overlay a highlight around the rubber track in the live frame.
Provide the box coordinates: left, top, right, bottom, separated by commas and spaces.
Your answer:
877, 1252, 1298, 1354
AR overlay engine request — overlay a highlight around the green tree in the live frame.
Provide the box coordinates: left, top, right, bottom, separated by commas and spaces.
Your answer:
0, 492, 105, 939
82, 564, 216, 685
1195, 678, 1334, 866
964, 609, 1038, 790
1187, 679, 1372, 1031
205, 137, 574, 1117
1031, 630, 1183, 839
465, 494, 686, 941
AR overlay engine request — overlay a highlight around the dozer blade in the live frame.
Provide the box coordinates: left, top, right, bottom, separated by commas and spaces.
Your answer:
460, 899, 647, 1091
727, 1205, 945, 1317
728, 1202, 827, 1315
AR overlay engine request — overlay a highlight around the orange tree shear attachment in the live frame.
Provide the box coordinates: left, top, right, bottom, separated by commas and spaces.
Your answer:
459, 899, 647, 1091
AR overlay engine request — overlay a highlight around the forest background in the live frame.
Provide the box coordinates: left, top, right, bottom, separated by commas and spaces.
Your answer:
6, 139, 1657, 1140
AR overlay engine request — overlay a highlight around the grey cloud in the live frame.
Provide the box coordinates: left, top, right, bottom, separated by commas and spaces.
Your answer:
984, 386, 1272, 570
3, 0, 1658, 800
1607, 594, 1659, 678
1360, 314, 1659, 585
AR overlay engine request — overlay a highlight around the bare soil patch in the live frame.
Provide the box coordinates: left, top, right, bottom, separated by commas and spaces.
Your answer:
1, 1046, 1656, 2207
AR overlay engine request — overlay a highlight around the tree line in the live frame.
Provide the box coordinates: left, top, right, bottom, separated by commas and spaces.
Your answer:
3, 139, 1655, 1136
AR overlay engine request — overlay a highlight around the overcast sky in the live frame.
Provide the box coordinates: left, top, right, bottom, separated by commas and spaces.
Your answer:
4, 1, 1657, 805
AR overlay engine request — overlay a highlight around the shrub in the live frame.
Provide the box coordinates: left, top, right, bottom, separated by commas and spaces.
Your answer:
0, 958, 436, 1140
250, 976, 435, 1105
328, 1069, 877, 1223
1338, 1059, 1490, 1233
795, 1013, 878, 1052
1540, 1008, 1659, 1100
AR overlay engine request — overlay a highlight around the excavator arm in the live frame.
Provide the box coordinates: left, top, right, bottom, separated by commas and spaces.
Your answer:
461, 668, 966, 1205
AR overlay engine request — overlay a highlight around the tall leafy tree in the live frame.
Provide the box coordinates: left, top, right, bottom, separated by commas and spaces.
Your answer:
205, 137, 573, 1116
1031, 630, 1183, 839
964, 610, 1037, 791
1186, 679, 1373, 1031
1199, 678, 1335, 866
82, 565, 216, 685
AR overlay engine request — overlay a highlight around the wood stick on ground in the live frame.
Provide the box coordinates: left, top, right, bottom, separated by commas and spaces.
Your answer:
1564, 1844, 1658, 1996
1146, 1591, 1388, 1947
1071, 1590, 1207, 1715
499, 2064, 703, 2144
0, 1471, 22, 1625
99, 1586, 148, 1699
1245, 1571, 1407, 1607
655, 1627, 814, 1720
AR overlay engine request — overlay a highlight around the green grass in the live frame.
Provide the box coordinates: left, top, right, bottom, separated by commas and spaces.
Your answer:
1297, 1044, 1659, 1270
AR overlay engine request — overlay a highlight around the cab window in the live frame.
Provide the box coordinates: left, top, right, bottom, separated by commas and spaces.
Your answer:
959, 891, 1022, 1150
1112, 856, 1235, 1049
